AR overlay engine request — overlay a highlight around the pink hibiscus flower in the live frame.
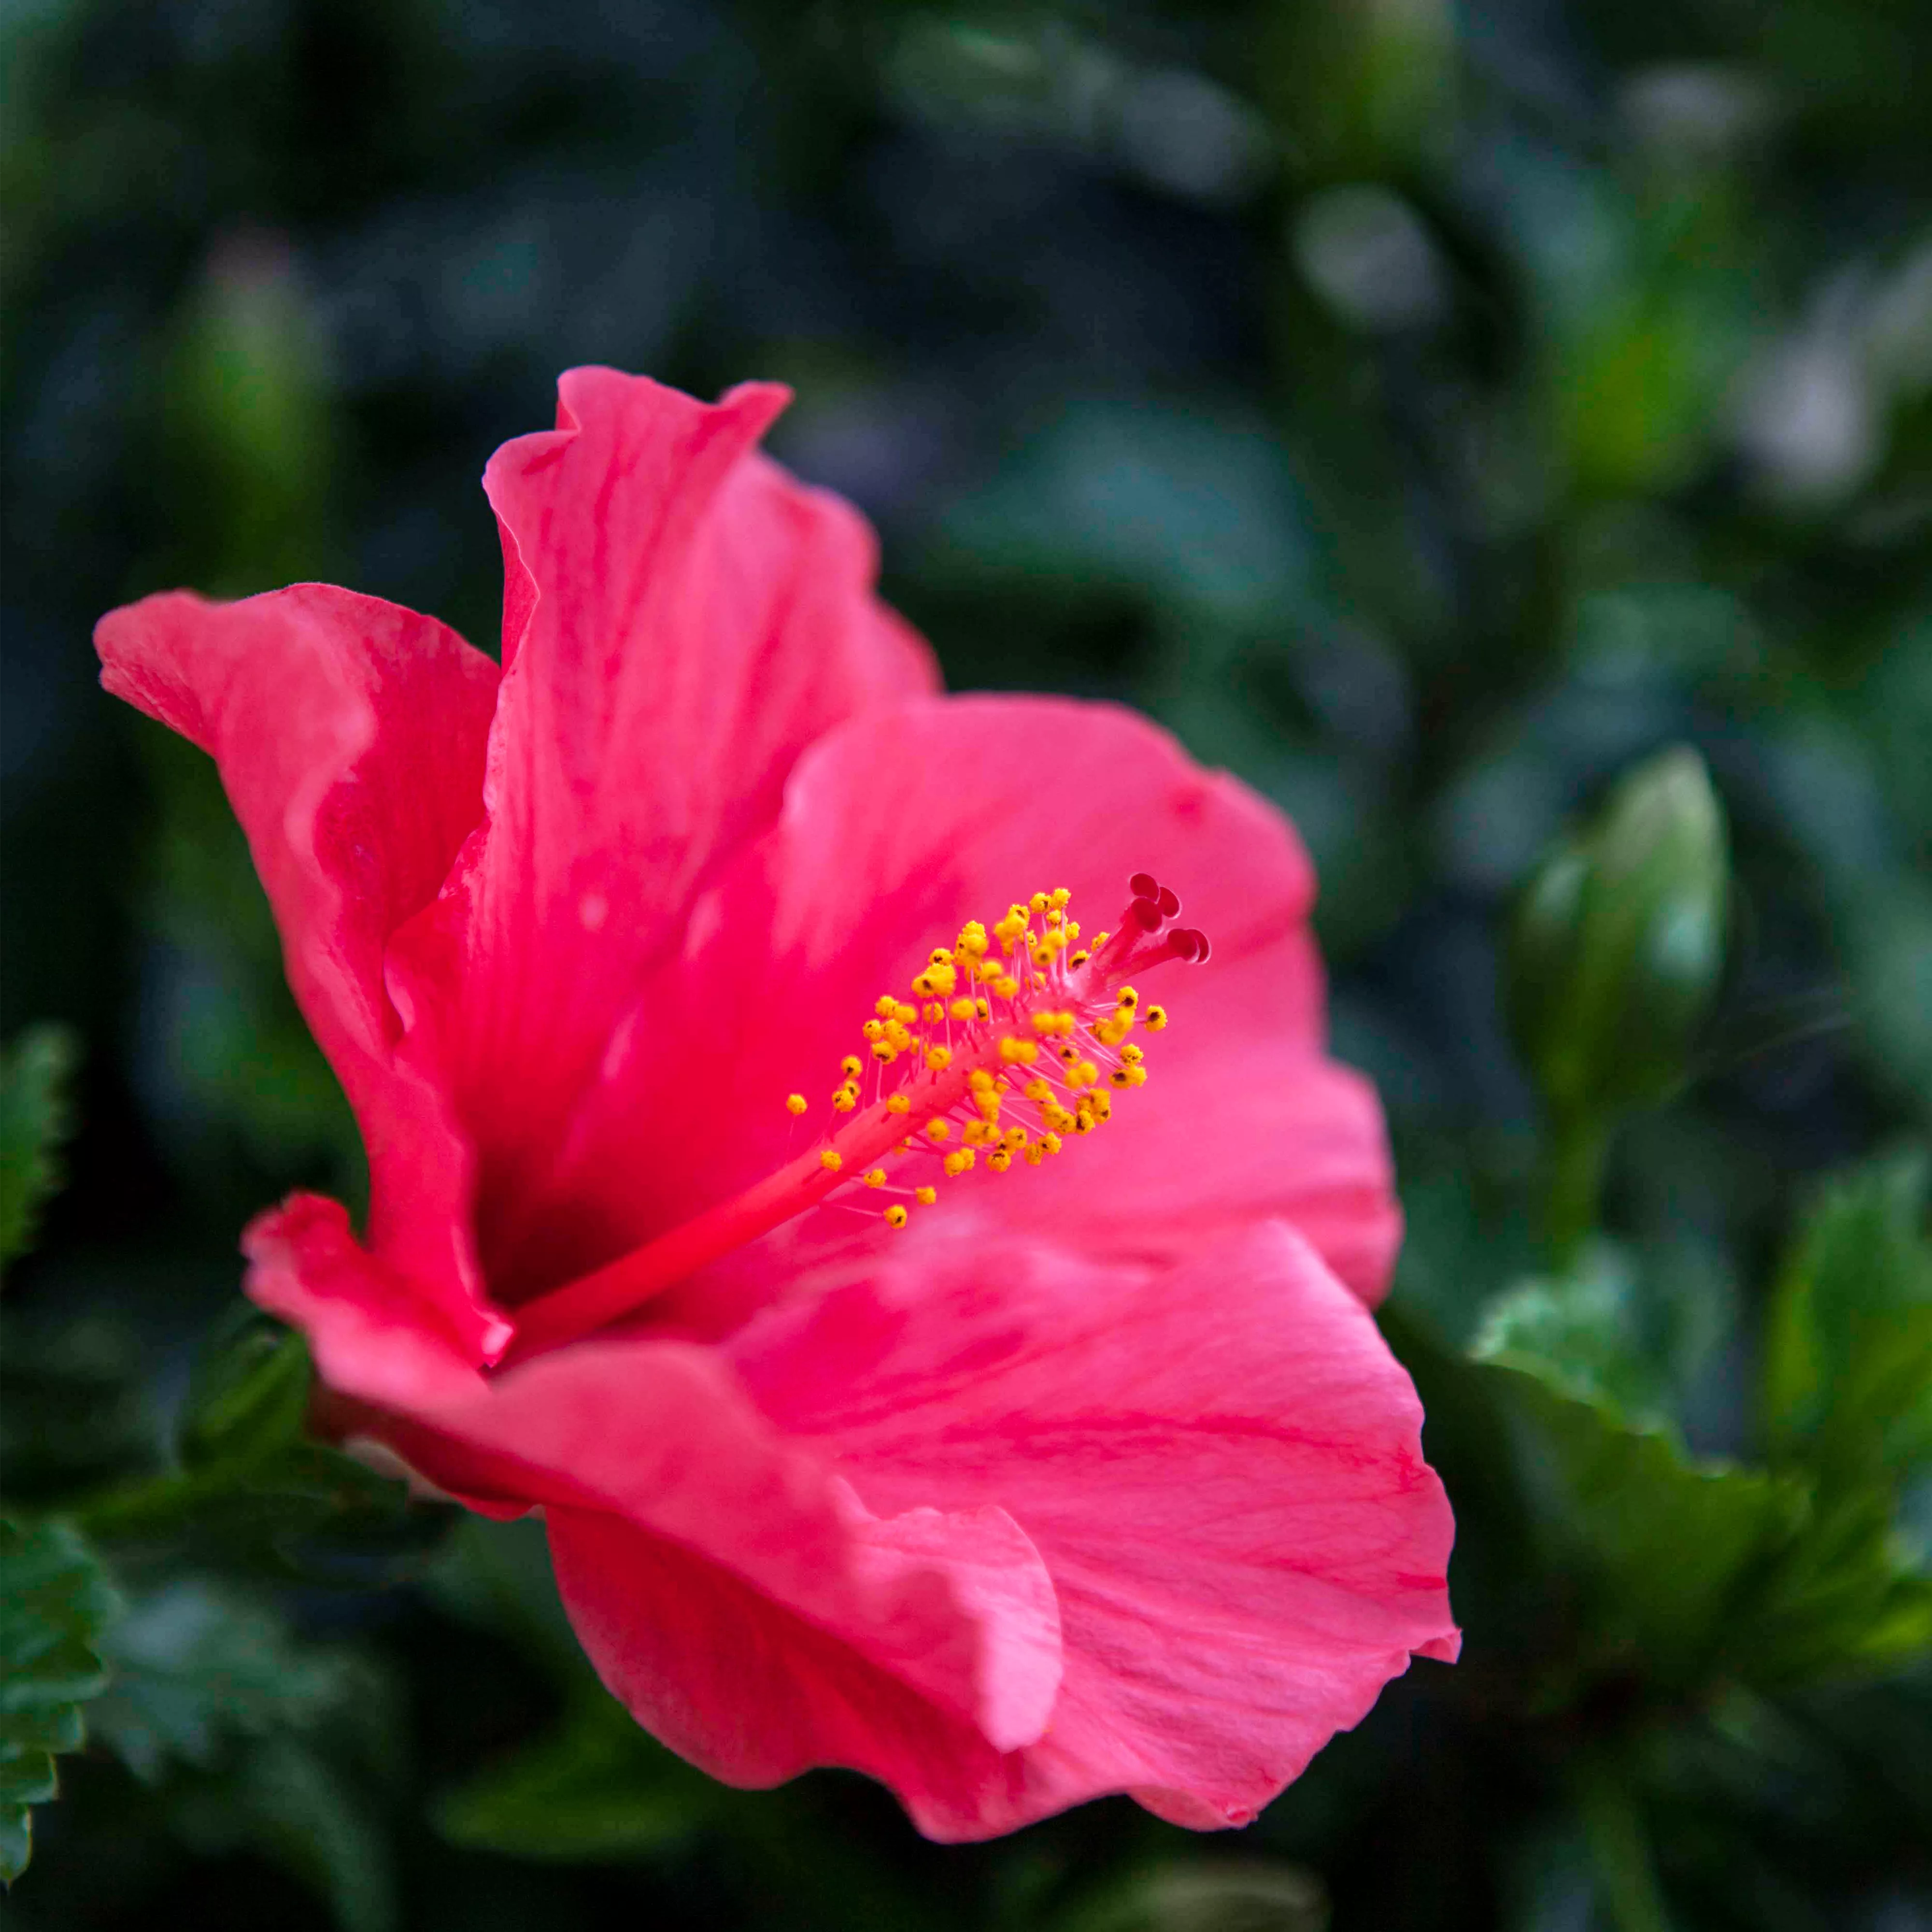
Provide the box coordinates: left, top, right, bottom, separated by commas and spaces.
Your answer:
97, 368, 1456, 1840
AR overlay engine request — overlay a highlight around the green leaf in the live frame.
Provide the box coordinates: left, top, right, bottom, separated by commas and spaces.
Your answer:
91, 1579, 399, 1932
168, 1736, 396, 1932
91, 1578, 381, 1782
74, 1423, 432, 1580
1472, 1242, 1666, 1420
1738, 1490, 1932, 1686
1477, 1357, 1807, 1695
0, 1026, 80, 1273
433, 1692, 721, 1861
933, 401, 1315, 627
1479, 1350, 1932, 1699
0, 1309, 160, 1506
1762, 1148, 1932, 1492
0, 1518, 122, 1883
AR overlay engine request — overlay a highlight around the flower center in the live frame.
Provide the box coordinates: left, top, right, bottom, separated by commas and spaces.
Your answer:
501, 874, 1208, 1362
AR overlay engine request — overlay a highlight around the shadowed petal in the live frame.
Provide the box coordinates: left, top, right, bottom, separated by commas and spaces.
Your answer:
244, 1193, 1062, 1769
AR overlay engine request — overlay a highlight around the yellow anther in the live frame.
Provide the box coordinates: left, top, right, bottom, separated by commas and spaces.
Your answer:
875, 995, 899, 1019
871, 1041, 898, 1063
987, 1149, 1012, 1172
864, 1168, 887, 1189
930, 947, 952, 966
1095, 1015, 1131, 1047
1091, 931, 1110, 949
1071, 1110, 1095, 1135
862, 1018, 885, 1042
1029, 892, 1049, 913
831, 1086, 858, 1113
785, 1093, 808, 1115
1001, 1126, 1028, 1150
884, 1020, 913, 1050
1064, 921, 1079, 940
821, 1150, 843, 1171
1023, 1143, 1045, 1165
886, 1093, 910, 1114
1050, 887, 1071, 909
884, 1204, 909, 1228
1069, 951, 1090, 968
840, 1054, 863, 1079
925, 1045, 952, 1072
1069, 1060, 1100, 1089
925, 1118, 951, 1142
956, 921, 988, 957
1123, 1063, 1148, 1086
1088, 1091, 1112, 1120
1023, 1078, 1053, 1104
1122, 1043, 1144, 1064
1029, 1010, 1074, 1036
893, 1002, 918, 1026
998, 1037, 1038, 1065
1143, 1005, 1167, 1031
949, 996, 977, 1023
943, 1148, 976, 1177
991, 975, 1020, 999
911, 972, 935, 998
964, 1119, 997, 1146
923, 1001, 946, 1024
965, 1068, 993, 1092
974, 998, 991, 1020
915, 1185, 937, 1206
1117, 987, 1138, 1010
1041, 1132, 1063, 1155
974, 1092, 1001, 1126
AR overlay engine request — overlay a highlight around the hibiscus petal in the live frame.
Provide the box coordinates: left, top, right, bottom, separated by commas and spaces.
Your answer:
504, 695, 1395, 1314
416, 369, 938, 1289
97, 587, 506, 1358
244, 1193, 1063, 1769
727, 1218, 1458, 1839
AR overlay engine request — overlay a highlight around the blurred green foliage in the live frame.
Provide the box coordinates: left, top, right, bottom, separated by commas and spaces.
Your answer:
3, 0, 1931, 1928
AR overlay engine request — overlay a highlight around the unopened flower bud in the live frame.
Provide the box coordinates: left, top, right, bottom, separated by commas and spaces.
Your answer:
1507, 745, 1728, 1118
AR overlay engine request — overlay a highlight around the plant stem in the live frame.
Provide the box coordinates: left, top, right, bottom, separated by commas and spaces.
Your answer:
1546, 1110, 1610, 1269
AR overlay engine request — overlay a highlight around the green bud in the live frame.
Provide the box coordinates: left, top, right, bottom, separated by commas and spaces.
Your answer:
177, 1306, 313, 1474
1507, 745, 1729, 1120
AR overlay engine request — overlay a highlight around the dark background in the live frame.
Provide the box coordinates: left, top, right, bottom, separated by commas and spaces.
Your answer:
3, 2, 1930, 1929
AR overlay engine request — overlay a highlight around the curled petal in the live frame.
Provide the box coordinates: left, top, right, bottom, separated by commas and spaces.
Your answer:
725, 1218, 1458, 1837
98, 587, 505, 1358
245, 1194, 1062, 1769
